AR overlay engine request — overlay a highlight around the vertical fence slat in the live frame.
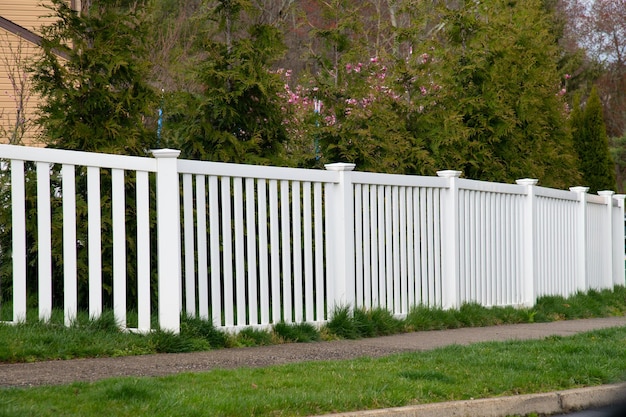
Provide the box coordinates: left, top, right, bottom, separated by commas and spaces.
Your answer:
362, 185, 372, 309
377, 185, 386, 307
136, 171, 151, 331
196, 175, 209, 320
384, 185, 392, 309
37, 162, 52, 322
392, 186, 400, 314
613, 195, 626, 286
246, 177, 258, 325
233, 177, 245, 325
292, 181, 303, 322
269, 180, 281, 323
257, 179, 270, 325
182, 173, 196, 316
370, 185, 380, 307
324, 182, 334, 314
62, 164, 77, 326
209, 175, 222, 326
303, 182, 314, 322
11, 160, 26, 323
399, 187, 408, 314
112, 168, 126, 327
86, 166, 101, 320
433, 189, 442, 306
221, 176, 234, 327
314, 182, 325, 321
280, 180, 292, 321
354, 183, 363, 308
420, 187, 429, 305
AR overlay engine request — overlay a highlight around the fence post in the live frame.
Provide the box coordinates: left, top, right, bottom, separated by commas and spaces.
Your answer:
437, 170, 461, 309
599, 190, 616, 290
613, 194, 626, 287
152, 149, 181, 333
517, 178, 539, 306
325, 163, 356, 310
570, 186, 589, 292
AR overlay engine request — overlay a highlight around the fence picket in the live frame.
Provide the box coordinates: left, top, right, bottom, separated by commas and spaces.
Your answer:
233, 177, 245, 325
257, 179, 270, 325
245, 178, 258, 325
112, 168, 126, 327
11, 160, 26, 322
208, 175, 221, 326
61, 164, 77, 326
292, 181, 303, 322
221, 176, 234, 327
182, 173, 195, 316
136, 170, 151, 331
314, 182, 325, 321
195, 175, 209, 320
37, 162, 53, 322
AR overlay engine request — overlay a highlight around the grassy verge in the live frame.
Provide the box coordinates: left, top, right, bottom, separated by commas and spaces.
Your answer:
1, 326, 626, 417
1, 286, 626, 363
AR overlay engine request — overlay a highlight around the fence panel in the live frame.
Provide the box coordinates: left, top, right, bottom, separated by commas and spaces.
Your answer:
587, 195, 612, 290
534, 190, 579, 298
351, 172, 447, 312
0, 144, 624, 333
0, 144, 163, 332
177, 160, 336, 330
457, 186, 525, 307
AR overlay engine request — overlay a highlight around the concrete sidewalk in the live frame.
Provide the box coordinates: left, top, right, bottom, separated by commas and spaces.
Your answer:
317, 383, 626, 417
2, 317, 626, 416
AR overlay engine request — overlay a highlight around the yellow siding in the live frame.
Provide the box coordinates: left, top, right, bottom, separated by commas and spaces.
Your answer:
0, 28, 43, 145
0, 0, 74, 145
0, 0, 57, 35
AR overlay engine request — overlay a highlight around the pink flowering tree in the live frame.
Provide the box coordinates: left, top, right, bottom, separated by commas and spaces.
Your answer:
279, 54, 435, 173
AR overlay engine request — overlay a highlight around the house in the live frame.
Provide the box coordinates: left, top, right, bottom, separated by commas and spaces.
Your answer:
0, 0, 80, 145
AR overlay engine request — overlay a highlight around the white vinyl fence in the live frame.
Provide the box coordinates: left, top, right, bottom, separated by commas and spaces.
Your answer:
0, 144, 623, 333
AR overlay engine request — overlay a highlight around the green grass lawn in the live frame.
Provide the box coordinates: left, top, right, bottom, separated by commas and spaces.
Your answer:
1, 286, 626, 363
1, 326, 626, 417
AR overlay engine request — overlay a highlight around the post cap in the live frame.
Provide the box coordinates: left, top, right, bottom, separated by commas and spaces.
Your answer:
516, 178, 539, 186
569, 186, 589, 193
325, 163, 356, 172
598, 190, 615, 197
436, 170, 462, 178
151, 149, 181, 158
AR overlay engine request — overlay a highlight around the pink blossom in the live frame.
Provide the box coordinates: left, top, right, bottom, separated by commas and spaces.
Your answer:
346, 63, 352, 73
370, 57, 378, 63
565, 74, 571, 79
420, 86, 428, 96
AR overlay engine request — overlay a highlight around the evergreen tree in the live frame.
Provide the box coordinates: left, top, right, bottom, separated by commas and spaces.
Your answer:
571, 87, 617, 193
162, 0, 288, 164
404, 0, 581, 188
30, 0, 157, 155
20, 0, 159, 308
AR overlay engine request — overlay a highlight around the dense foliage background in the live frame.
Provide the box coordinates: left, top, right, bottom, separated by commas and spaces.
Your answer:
23, 0, 626, 191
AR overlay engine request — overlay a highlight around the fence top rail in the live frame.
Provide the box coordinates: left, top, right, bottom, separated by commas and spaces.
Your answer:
457, 178, 526, 195
351, 171, 447, 188
587, 194, 610, 205
534, 185, 580, 201
177, 158, 339, 183
0, 144, 157, 172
